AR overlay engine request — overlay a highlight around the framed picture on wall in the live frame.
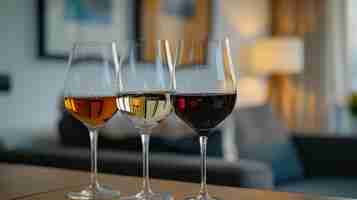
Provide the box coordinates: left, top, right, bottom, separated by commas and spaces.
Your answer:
136, 0, 212, 64
38, 0, 134, 59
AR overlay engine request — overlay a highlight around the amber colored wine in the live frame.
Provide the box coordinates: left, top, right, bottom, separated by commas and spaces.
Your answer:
172, 93, 236, 135
117, 92, 172, 130
64, 96, 118, 128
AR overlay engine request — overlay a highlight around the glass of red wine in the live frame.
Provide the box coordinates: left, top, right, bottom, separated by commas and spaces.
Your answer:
172, 39, 237, 200
63, 42, 120, 200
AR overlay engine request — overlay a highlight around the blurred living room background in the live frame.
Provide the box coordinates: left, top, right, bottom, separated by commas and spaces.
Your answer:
1, 0, 357, 198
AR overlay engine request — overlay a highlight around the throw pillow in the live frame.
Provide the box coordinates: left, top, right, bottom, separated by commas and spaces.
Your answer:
233, 105, 304, 185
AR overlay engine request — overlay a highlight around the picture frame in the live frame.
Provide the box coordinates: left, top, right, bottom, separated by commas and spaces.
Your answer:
37, 0, 135, 60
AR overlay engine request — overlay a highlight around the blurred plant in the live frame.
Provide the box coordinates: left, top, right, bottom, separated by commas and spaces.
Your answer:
348, 92, 357, 117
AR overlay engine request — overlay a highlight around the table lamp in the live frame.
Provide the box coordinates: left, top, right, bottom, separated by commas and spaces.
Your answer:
237, 77, 268, 108
251, 37, 304, 120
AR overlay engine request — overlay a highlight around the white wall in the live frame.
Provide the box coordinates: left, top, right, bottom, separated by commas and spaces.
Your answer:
0, 0, 270, 147
323, 0, 350, 133
0, 0, 66, 146
347, 0, 357, 91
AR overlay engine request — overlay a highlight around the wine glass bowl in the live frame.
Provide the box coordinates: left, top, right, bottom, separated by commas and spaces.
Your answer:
64, 96, 118, 129
172, 39, 237, 200
116, 92, 172, 130
172, 93, 236, 136
63, 42, 120, 200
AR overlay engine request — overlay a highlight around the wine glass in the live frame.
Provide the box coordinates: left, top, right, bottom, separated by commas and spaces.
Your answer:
116, 40, 174, 200
172, 39, 237, 200
63, 42, 120, 200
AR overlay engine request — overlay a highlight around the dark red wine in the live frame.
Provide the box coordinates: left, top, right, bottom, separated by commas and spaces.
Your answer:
172, 93, 236, 136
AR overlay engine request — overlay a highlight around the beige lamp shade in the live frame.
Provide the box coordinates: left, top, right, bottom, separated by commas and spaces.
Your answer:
251, 37, 304, 75
237, 77, 268, 108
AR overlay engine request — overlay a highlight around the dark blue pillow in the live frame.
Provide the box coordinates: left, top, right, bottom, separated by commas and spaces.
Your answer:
0, 139, 4, 151
234, 105, 304, 185
244, 139, 303, 184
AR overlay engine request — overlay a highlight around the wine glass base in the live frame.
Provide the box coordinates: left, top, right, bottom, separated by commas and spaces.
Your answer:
185, 194, 220, 200
66, 185, 120, 200
121, 191, 173, 200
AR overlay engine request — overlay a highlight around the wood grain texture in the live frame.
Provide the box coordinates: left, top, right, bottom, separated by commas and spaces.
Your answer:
271, 0, 322, 36
140, 0, 211, 64
0, 163, 352, 200
0, 164, 86, 200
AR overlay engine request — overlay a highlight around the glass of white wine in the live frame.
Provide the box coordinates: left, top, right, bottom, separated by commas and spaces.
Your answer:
116, 40, 175, 200
63, 42, 120, 200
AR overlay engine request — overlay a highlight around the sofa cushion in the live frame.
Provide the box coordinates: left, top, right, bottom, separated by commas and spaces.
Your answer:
1, 136, 278, 188
238, 159, 274, 189
0, 139, 4, 151
233, 105, 303, 185
276, 177, 357, 198
293, 135, 357, 177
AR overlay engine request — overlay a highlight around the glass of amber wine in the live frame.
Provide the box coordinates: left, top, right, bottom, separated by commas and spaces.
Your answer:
63, 42, 120, 200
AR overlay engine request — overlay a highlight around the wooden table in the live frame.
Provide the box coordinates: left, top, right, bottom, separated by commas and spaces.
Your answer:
0, 163, 351, 200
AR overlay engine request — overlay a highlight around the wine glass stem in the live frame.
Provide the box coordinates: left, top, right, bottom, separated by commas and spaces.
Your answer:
140, 130, 153, 194
89, 128, 99, 190
199, 135, 209, 196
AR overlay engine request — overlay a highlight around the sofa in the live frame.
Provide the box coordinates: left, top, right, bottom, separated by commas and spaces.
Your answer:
231, 105, 357, 198
2, 105, 357, 198
278, 134, 357, 197
0, 135, 273, 189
